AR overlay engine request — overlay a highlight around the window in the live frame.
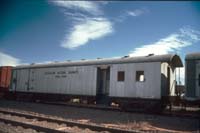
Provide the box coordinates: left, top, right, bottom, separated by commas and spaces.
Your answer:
118, 71, 125, 81
136, 71, 145, 82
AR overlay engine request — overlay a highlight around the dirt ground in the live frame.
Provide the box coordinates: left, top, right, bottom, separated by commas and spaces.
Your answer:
0, 100, 199, 133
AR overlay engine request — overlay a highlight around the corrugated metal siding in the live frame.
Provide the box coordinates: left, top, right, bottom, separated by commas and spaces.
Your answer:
13, 66, 97, 96
12, 62, 165, 99
0, 67, 12, 89
195, 60, 200, 98
15, 69, 29, 92
186, 60, 196, 97
109, 62, 161, 99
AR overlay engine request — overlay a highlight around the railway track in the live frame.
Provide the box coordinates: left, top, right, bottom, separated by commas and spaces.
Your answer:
0, 109, 140, 133
40, 101, 200, 119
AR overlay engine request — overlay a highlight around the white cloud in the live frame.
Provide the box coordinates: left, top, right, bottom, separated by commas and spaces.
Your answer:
51, 1, 113, 49
61, 17, 113, 49
127, 8, 148, 17
0, 52, 21, 66
52, 1, 101, 15
115, 8, 148, 22
129, 27, 200, 56
64, 12, 88, 21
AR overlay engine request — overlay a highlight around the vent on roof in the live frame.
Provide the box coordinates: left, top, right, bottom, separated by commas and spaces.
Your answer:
122, 55, 129, 58
81, 59, 86, 60
146, 53, 154, 57
97, 58, 101, 59
30, 63, 35, 65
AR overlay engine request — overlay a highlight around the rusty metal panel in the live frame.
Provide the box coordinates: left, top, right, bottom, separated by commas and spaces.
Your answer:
0, 66, 12, 91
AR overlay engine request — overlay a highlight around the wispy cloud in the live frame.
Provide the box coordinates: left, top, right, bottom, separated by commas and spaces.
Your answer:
52, 1, 102, 15
126, 8, 148, 17
51, 1, 113, 49
115, 8, 149, 22
0, 52, 21, 66
61, 17, 113, 49
129, 27, 200, 56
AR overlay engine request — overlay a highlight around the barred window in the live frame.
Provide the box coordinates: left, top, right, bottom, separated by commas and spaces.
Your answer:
118, 71, 125, 81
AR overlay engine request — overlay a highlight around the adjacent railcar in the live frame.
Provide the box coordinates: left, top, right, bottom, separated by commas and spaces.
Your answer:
0, 66, 12, 97
9, 54, 183, 110
185, 52, 200, 105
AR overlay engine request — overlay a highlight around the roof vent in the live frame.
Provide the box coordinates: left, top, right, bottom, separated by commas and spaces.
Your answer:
147, 53, 154, 57
97, 58, 101, 59
30, 63, 35, 65
122, 55, 129, 58
81, 59, 86, 60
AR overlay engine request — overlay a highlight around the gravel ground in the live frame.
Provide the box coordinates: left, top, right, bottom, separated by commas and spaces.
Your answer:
0, 100, 199, 133
0, 112, 104, 133
0, 121, 42, 133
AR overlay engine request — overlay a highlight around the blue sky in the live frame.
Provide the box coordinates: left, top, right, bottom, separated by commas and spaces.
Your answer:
0, 1, 200, 83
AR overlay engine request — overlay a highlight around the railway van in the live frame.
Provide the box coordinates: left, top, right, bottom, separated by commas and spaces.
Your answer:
9, 54, 183, 110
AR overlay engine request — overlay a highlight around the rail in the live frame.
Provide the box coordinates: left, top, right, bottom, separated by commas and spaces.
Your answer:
0, 109, 140, 133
